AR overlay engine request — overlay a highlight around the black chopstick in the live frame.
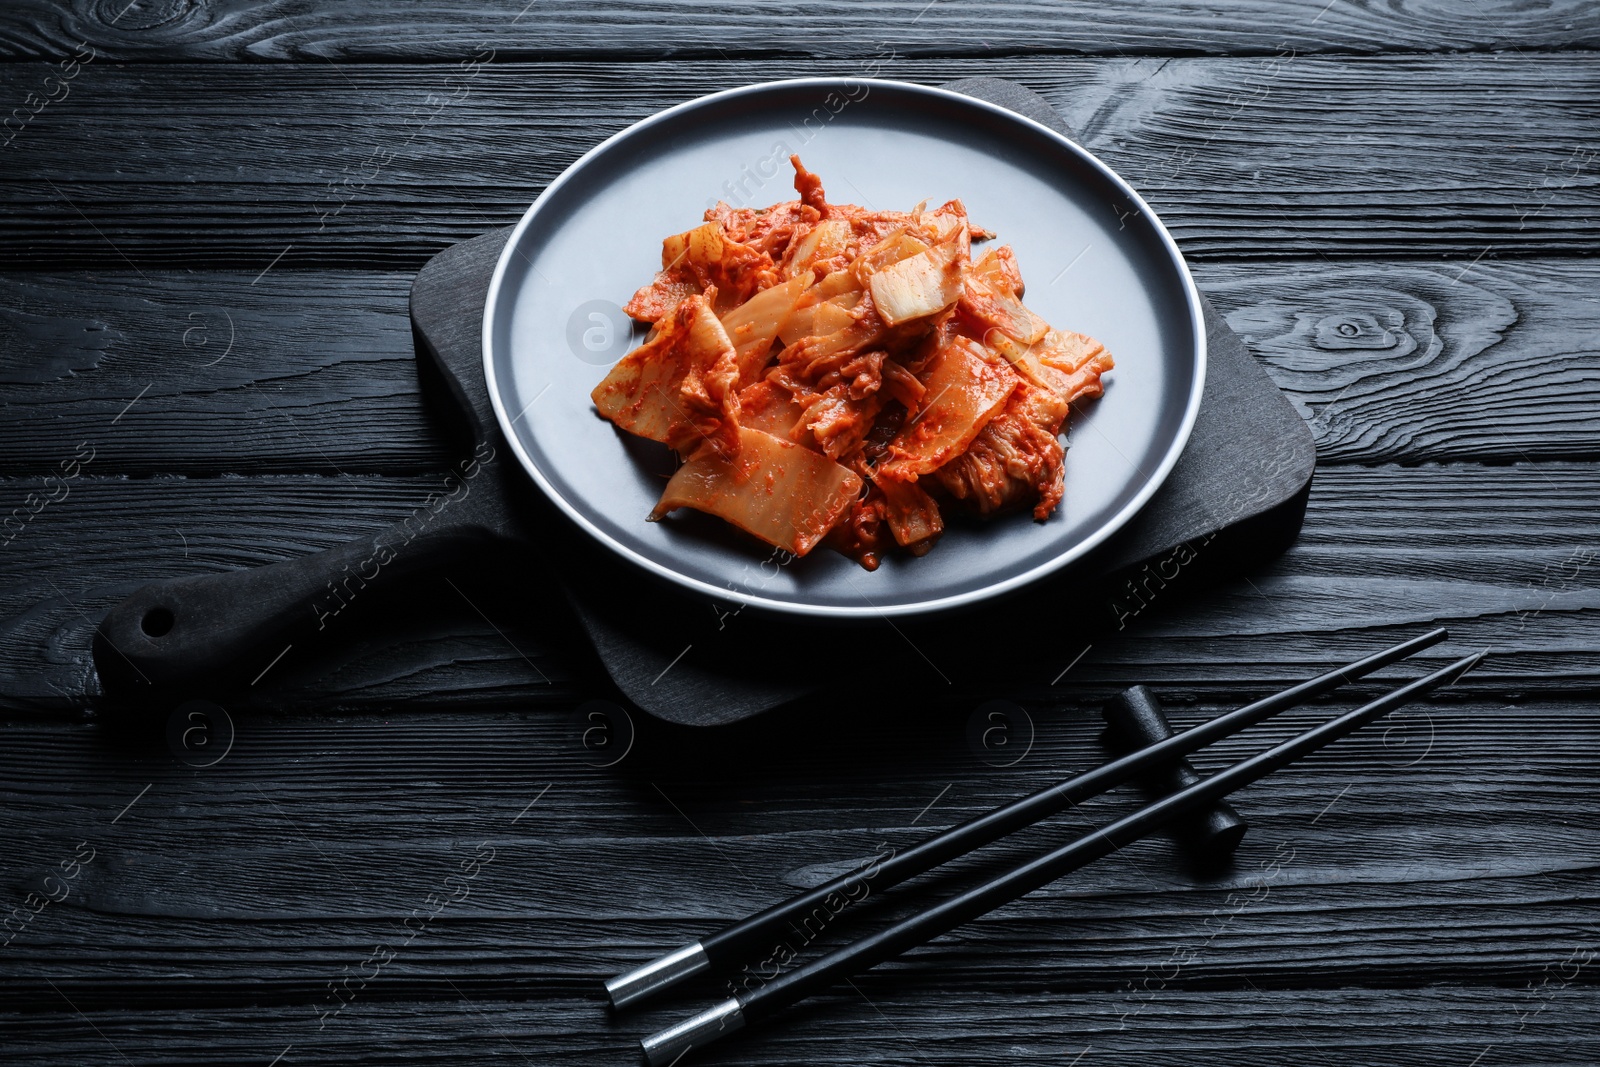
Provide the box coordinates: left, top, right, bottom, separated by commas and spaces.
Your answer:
605, 626, 1449, 1008
639, 649, 1484, 1065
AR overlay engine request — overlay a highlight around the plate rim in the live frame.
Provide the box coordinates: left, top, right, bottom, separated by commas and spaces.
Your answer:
482, 76, 1207, 618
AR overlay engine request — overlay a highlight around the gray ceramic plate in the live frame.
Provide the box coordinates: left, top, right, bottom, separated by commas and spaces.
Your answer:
483, 78, 1205, 618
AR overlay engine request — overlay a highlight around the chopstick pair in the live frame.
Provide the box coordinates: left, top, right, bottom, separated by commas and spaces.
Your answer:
611, 629, 1479, 1065
608, 627, 1449, 1009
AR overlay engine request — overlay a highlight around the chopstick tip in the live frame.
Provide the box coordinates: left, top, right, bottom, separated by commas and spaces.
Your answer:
1441, 648, 1487, 685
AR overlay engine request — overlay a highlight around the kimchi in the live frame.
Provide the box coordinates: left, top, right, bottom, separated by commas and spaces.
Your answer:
591, 157, 1114, 569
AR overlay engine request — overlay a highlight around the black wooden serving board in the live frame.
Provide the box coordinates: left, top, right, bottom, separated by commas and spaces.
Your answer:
94, 78, 1314, 726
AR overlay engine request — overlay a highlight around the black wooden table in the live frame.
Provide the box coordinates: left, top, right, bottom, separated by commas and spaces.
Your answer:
3, 3, 1598, 1064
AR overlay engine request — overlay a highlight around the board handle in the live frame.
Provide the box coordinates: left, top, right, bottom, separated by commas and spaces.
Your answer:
95, 520, 495, 693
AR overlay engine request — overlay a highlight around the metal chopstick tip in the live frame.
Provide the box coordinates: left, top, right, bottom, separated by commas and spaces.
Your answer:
639, 997, 744, 1066
605, 942, 711, 1010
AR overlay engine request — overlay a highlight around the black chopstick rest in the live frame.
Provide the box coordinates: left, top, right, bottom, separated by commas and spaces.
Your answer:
1102, 686, 1248, 858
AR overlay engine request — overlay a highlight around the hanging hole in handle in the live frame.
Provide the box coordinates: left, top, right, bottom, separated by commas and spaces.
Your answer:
141, 607, 175, 638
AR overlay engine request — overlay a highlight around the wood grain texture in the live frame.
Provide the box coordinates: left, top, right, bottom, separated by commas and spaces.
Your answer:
1, 0, 1598, 61
1202, 258, 1600, 463
0, 271, 454, 474
2, 255, 1594, 478
0, 671, 1593, 947
2, 463, 1597, 711
0, 989, 1594, 1067
0, 694, 1593, 1018
1, 55, 1597, 268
